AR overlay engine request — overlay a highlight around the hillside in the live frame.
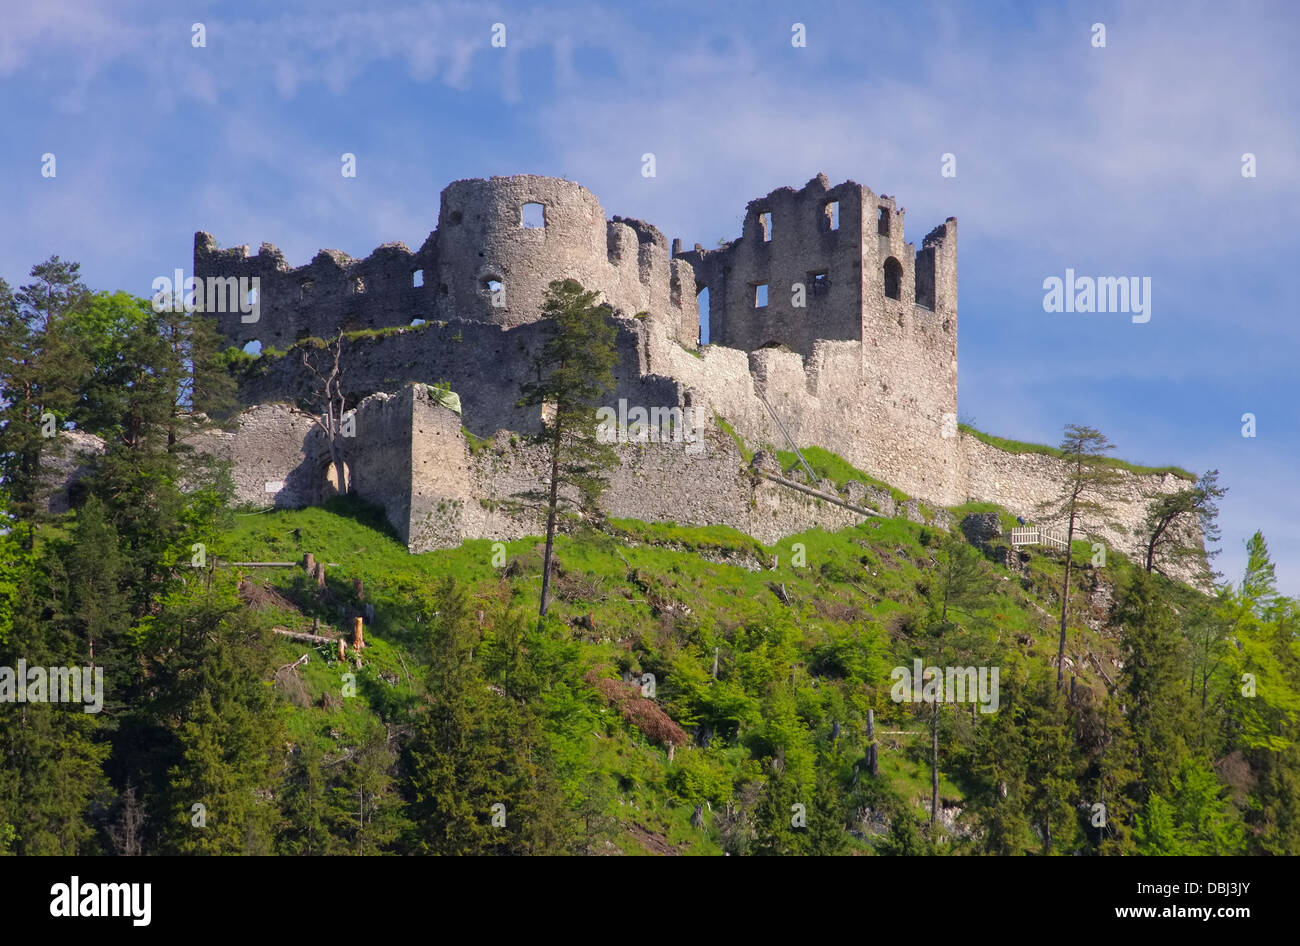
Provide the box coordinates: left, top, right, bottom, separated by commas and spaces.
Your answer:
213, 486, 1190, 854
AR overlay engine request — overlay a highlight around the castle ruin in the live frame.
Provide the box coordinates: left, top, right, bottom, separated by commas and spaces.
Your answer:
191, 173, 1193, 568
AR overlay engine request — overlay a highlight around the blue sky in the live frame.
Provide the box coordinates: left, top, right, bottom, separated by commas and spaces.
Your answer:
2, 0, 1297, 591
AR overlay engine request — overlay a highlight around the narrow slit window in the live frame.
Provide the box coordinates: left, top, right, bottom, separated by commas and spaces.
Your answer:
759, 211, 772, 242
753, 283, 769, 308
877, 206, 890, 236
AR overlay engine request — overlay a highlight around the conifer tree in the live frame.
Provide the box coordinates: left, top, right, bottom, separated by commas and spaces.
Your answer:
1040, 425, 1122, 690
1115, 570, 1193, 798
517, 280, 617, 617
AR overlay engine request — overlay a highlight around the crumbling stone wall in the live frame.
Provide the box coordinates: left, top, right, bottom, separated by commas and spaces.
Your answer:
187, 403, 321, 507
196, 174, 696, 353
674, 173, 956, 358
191, 171, 1204, 582
959, 434, 1200, 576
331, 385, 901, 552
668, 173, 958, 505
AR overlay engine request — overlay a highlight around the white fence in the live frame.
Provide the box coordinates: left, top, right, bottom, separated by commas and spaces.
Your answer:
1008, 525, 1069, 551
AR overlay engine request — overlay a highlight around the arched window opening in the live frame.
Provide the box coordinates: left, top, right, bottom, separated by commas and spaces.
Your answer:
883, 257, 903, 300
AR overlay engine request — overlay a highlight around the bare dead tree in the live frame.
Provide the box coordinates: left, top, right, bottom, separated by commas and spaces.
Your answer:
302, 334, 351, 496
108, 783, 147, 856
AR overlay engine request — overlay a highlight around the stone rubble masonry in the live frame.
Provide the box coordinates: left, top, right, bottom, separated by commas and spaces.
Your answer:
192, 172, 1202, 580
203, 385, 898, 552
196, 174, 696, 353
188, 403, 320, 507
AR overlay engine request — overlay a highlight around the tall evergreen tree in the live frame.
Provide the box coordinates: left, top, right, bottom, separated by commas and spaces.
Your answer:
1039, 424, 1122, 690
401, 578, 575, 854
0, 258, 91, 545
1114, 570, 1193, 798
517, 280, 618, 617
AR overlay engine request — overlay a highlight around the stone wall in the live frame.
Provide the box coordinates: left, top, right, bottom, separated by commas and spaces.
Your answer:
193, 383, 1199, 589
338, 385, 899, 552
958, 433, 1199, 573
196, 174, 696, 353
187, 403, 322, 508
190, 171, 1204, 581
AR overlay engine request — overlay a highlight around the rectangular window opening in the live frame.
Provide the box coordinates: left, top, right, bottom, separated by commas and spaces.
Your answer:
521, 202, 546, 229
759, 211, 772, 242
753, 282, 769, 308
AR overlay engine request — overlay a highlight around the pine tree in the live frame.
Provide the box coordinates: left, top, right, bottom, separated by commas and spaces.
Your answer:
751, 762, 810, 855
401, 578, 575, 854
150, 589, 284, 855
1022, 675, 1082, 853
279, 739, 334, 856
517, 280, 618, 617
1040, 424, 1122, 690
0, 520, 110, 854
1141, 469, 1225, 582
968, 662, 1032, 854
330, 722, 405, 855
0, 258, 91, 545
1115, 570, 1193, 798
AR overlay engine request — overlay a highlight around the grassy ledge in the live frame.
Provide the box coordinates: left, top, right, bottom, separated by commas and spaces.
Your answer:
958, 423, 1196, 481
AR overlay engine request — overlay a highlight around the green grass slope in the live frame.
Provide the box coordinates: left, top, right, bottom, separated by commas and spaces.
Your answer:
209, 487, 1173, 854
